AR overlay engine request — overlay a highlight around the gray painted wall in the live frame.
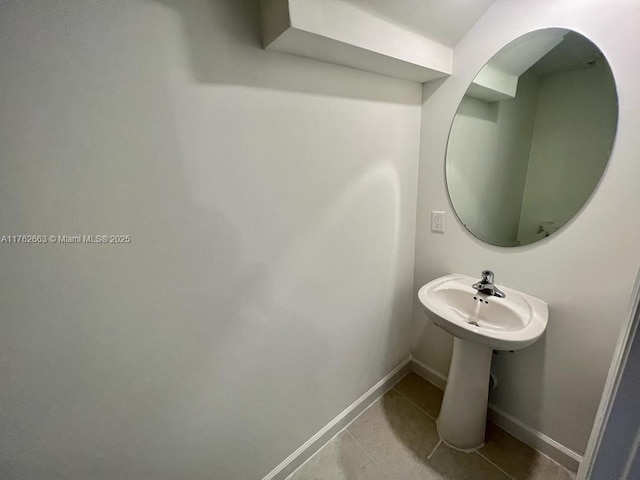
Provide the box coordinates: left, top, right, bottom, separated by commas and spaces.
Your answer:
0, 1, 421, 478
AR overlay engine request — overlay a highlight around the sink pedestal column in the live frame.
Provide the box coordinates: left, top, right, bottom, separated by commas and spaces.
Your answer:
437, 337, 493, 450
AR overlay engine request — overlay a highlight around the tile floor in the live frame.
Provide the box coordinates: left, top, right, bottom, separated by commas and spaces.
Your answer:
288, 373, 577, 480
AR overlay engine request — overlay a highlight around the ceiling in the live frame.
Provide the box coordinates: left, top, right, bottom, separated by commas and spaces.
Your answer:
531, 31, 607, 76
341, 0, 497, 47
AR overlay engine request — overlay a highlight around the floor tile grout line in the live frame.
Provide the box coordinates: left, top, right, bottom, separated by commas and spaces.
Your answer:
344, 381, 401, 431
285, 384, 399, 479
387, 383, 444, 463
283, 427, 348, 480
344, 429, 391, 480
391, 386, 445, 463
394, 381, 577, 479
391, 386, 439, 422
475, 450, 518, 480
348, 383, 443, 477
426, 439, 442, 460
287, 380, 419, 479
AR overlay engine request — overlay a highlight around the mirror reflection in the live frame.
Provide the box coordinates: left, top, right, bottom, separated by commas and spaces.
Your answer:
446, 29, 618, 247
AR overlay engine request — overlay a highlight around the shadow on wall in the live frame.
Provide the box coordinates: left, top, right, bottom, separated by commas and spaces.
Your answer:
148, 0, 422, 477
0, 77, 328, 479
153, 0, 419, 104
489, 332, 546, 438
153, 0, 420, 381
93, 26, 333, 475
0, 1, 330, 479
86, 212, 327, 479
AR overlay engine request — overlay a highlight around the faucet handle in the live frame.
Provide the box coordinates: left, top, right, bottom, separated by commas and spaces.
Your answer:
480, 270, 494, 283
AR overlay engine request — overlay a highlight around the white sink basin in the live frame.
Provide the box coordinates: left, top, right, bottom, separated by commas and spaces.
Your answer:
418, 273, 548, 350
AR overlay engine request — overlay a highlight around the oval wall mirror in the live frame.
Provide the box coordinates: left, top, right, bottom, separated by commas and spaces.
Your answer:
445, 29, 618, 247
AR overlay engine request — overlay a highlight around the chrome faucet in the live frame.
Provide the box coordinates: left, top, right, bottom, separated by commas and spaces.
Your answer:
472, 270, 506, 298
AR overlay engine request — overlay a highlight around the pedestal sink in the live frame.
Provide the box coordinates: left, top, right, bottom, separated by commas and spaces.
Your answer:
417, 273, 548, 451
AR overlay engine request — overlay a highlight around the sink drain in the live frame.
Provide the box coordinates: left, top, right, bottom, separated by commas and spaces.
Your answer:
468, 320, 479, 326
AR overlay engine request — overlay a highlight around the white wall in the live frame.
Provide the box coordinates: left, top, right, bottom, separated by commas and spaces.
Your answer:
518, 64, 617, 242
414, 0, 640, 457
0, 1, 421, 479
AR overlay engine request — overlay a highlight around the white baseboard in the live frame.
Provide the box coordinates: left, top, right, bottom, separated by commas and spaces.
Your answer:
261, 356, 412, 480
409, 356, 447, 390
409, 357, 582, 472
487, 403, 582, 472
